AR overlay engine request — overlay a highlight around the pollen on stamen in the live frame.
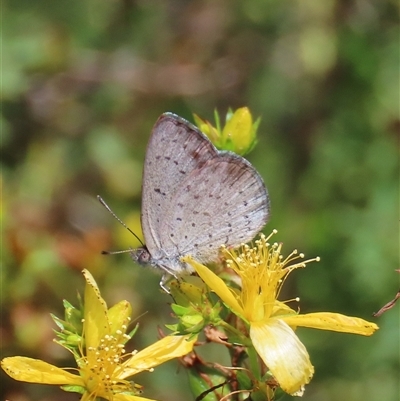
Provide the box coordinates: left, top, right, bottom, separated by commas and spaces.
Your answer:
302, 256, 321, 265
282, 296, 300, 305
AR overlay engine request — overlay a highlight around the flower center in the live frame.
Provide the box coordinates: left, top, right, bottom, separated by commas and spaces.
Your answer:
224, 231, 320, 323
81, 328, 136, 398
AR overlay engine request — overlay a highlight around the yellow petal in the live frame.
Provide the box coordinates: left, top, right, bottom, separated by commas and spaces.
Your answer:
120, 335, 196, 379
108, 300, 132, 333
222, 107, 253, 153
182, 256, 244, 317
1, 357, 83, 385
250, 320, 314, 396
82, 269, 110, 348
282, 312, 379, 336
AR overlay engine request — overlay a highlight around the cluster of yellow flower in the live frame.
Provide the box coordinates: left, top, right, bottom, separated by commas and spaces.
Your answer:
1, 109, 378, 401
2, 269, 195, 401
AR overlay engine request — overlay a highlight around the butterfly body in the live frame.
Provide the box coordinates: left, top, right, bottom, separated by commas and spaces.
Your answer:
130, 246, 188, 275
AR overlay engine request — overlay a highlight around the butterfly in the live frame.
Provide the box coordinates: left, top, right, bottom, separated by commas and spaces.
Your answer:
100, 113, 270, 288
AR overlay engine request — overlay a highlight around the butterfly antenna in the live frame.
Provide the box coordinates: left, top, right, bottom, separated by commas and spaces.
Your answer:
100, 249, 133, 256
97, 195, 145, 247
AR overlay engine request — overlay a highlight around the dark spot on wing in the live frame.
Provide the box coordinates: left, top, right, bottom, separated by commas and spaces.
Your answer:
154, 188, 166, 196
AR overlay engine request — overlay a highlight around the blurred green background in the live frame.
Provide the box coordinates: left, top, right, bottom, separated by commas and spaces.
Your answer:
1, 1, 399, 400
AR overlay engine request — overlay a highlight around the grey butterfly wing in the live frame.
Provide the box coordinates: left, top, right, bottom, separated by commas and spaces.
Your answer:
141, 113, 217, 259
159, 153, 270, 262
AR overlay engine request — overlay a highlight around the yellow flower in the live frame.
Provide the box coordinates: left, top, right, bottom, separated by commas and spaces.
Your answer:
193, 107, 260, 155
183, 231, 378, 396
1, 269, 195, 401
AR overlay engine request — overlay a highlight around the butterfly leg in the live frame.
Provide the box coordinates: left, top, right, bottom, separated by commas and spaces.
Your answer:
160, 274, 172, 293
159, 264, 181, 293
